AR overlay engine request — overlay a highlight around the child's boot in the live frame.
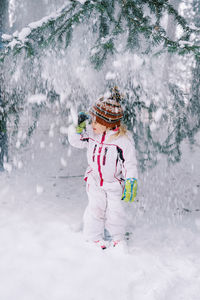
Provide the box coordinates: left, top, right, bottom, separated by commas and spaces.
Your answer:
94, 240, 109, 250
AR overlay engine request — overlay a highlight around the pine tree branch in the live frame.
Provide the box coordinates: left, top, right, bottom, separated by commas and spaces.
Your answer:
0, 0, 199, 66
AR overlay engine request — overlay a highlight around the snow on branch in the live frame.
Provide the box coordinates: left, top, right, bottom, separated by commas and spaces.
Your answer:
0, 0, 199, 67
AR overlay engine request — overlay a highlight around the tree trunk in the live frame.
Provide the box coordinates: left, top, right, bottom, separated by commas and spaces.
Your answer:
162, 0, 180, 85
0, 0, 8, 171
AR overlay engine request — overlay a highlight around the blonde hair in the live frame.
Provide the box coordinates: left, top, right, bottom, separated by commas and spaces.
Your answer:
107, 124, 128, 142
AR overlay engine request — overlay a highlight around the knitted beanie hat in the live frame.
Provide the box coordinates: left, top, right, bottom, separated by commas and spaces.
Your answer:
89, 87, 123, 128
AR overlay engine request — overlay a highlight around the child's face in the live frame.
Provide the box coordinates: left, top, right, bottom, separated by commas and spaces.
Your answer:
92, 120, 107, 134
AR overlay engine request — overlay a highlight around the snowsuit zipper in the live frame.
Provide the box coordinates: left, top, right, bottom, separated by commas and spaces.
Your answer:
103, 147, 108, 165
97, 132, 106, 186
92, 144, 97, 162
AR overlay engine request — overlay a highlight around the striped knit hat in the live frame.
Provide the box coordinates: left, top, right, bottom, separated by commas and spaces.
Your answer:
89, 87, 123, 128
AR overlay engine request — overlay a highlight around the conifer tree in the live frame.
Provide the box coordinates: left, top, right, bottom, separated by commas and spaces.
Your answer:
1, 0, 199, 64
0, 0, 199, 170
189, 0, 200, 141
0, 0, 8, 170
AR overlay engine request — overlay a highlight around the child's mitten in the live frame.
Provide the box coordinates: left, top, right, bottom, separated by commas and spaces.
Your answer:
121, 178, 137, 202
76, 112, 90, 134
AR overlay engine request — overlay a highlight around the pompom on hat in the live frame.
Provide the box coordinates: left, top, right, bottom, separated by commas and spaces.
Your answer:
89, 86, 124, 128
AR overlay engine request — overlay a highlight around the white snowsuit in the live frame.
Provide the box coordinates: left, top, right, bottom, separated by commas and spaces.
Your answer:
68, 124, 138, 241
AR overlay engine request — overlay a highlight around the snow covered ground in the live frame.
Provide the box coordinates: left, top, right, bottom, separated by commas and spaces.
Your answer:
0, 121, 200, 300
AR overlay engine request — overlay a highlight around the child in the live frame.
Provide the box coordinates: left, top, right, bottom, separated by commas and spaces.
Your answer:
68, 88, 138, 249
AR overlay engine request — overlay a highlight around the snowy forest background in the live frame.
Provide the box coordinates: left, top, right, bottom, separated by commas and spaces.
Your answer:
0, 0, 199, 214
0, 1, 200, 299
